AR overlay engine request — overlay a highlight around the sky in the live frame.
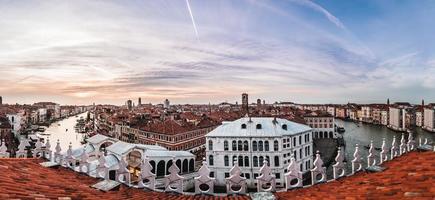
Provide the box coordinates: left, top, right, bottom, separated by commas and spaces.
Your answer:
0, 0, 434, 105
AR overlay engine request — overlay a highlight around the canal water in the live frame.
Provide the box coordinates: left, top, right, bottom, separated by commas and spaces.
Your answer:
336, 119, 434, 172
39, 112, 88, 153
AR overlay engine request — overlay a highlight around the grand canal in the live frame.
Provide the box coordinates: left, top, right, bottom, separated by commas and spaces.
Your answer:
337, 119, 434, 172
39, 112, 88, 153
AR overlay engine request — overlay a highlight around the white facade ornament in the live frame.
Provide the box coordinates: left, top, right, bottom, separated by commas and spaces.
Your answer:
367, 141, 376, 167
225, 160, 247, 194
79, 149, 90, 174
0, 139, 9, 158
390, 136, 399, 159
399, 133, 407, 155
64, 142, 76, 168
311, 151, 326, 185
32, 139, 43, 158
138, 156, 156, 190
407, 133, 416, 151
333, 147, 346, 179
44, 139, 52, 160
285, 154, 303, 189
351, 144, 363, 174
117, 158, 131, 186
96, 153, 109, 180
16, 138, 30, 158
256, 160, 276, 192
54, 139, 63, 163
380, 138, 388, 164
423, 138, 428, 145
164, 157, 184, 194
194, 158, 215, 194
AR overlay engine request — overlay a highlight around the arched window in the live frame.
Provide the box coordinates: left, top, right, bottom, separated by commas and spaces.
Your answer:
265, 156, 270, 166
299, 148, 302, 159
274, 140, 279, 151
232, 156, 237, 165
264, 141, 269, 151
224, 155, 229, 166
209, 155, 214, 166
176, 159, 181, 172
282, 124, 287, 130
166, 160, 173, 175
241, 124, 247, 129
189, 159, 194, 172
208, 140, 213, 151
232, 141, 237, 151
183, 159, 188, 173
238, 140, 242, 151
259, 156, 264, 166
243, 141, 249, 151
253, 156, 258, 167
253, 141, 258, 151
244, 156, 249, 167
149, 160, 156, 174
157, 161, 165, 177
293, 138, 296, 146
224, 140, 229, 151
259, 141, 263, 151
238, 155, 244, 166
329, 131, 333, 138
256, 124, 262, 129
274, 156, 280, 167
299, 135, 302, 144
315, 132, 318, 138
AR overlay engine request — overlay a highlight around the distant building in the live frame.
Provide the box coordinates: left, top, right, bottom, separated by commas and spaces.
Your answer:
206, 117, 313, 187
0, 96, 2, 105
126, 100, 133, 110
138, 97, 142, 106
241, 93, 248, 113
164, 99, 170, 109
303, 111, 338, 139
388, 103, 411, 131
257, 99, 261, 107
423, 104, 435, 132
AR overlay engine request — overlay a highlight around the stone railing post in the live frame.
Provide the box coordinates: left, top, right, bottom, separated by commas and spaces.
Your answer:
64, 142, 76, 169
399, 133, 407, 155
0, 139, 10, 158
44, 139, 52, 161
380, 138, 388, 164
225, 160, 247, 195
407, 133, 416, 151
311, 151, 326, 185
256, 160, 276, 192
54, 139, 63, 163
194, 158, 215, 195
138, 156, 156, 190
351, 144, 363, 174
79, 148, 90, 174
285, 154, 303, 189
164, 157, 184, 194
117, 158, 131, 186
16, 139, 30, 158
32, 139, 43, 158
390, 136, 399, 159
96, 152, 109, 180
367, 141, 376, 167
333, 147, 346, 179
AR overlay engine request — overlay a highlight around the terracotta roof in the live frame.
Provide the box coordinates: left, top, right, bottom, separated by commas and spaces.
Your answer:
0, 158, 249, 200
277, 151, 435, 199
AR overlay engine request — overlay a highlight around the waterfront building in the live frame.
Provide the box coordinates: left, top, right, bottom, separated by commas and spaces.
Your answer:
388, 103, 411, 131
327, 106, 336, 117
361, 106, 372, 123
6, 112, 24, 136
0, 116, 13, 153
381, 110, 389, 126
423, 104, 435, 132
335, 106, 347, 119
205, 117, 313, 188
303, 111, 338, 139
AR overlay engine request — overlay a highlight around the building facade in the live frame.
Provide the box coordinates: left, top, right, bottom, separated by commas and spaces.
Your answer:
423, 105, 435, 132
303, 111, 338, 139
205, 117, 313, 188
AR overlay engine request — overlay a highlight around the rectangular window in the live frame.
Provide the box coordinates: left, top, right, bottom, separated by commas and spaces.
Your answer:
225, 173, 230, 178
210, 172, 215, 177
275, 173, 281, 179
253, 173, 259, 179
245, 173, 250, 179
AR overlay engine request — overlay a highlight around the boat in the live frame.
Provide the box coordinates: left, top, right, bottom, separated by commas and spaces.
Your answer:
66, 129, 68, 132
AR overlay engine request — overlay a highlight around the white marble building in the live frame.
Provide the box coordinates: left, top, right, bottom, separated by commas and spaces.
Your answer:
423, 106, 435, 132
205, 117, 313, 188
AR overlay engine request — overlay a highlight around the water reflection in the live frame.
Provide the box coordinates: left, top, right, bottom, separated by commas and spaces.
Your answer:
39, 112, 88, 153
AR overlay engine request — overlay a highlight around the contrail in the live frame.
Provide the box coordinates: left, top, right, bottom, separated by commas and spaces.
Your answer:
185, 0, 199, 40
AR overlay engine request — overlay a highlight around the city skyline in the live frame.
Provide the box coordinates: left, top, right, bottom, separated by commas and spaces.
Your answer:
1, 0, 434, 105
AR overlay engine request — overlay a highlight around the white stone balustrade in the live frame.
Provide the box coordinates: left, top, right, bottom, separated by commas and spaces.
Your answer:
63, 142, 76, 168
225, 160, 247, 195
285, 154, 303, 189
79, 149, 90, 174
256, 160, 276, 192
194, 158, 215, 195
32, 139, 43, 158
96, 152, 109, 180
164, 157, 184, 194
380, 138, 388, 164
138, 156, 156, 190
0, 139, 9, 158
351, 144, 363, 174
407, 133, 416, 151
399, 133, 407, 155
367, 141, 376, 167
333, 147, 346, 179
311, 151, 326, 185
16, 138, 30, 158
117, 158, 131, 186
390, 136, 399, 159
43, 139, 52, 160
53, 140, 63, 163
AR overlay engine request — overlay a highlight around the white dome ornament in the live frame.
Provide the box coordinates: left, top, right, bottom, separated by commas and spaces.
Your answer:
79, 147, 90, 174
96, 151, 109, 180
164, 157, 184, 194
333, 147, 346, 179
194, 158, 215, 195
138, 155, 156, 190
32, 139, 43, 158
256, 160, 276, 192
380, 138, 388, 164
64, 142, 76, 169
285, 154, 303, 189
390, 136, 399, 159
311, 151, 326, 185
44, 139, 52, 161
367, 141, 376, 167
53, 139, 63, 163
225, 160, 247, 195
407, 133, 416, 151
0, 139, 9, 158
399, 133, 407, 155
351, 144, 363, 175
16, 138, 30, 158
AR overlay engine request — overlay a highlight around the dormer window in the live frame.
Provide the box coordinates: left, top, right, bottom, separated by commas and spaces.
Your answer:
282, 124, 287, 130
241, 124, 247, 129
256, 124, 262, 129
